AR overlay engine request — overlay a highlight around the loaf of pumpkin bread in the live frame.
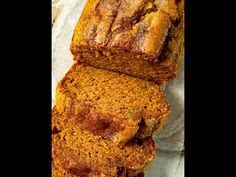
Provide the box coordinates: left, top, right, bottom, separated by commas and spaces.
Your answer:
70, 0, 184, 84
52, 108, 155, 177
55, 63, 169, 144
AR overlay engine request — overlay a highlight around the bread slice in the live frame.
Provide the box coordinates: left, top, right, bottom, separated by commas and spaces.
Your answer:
70, 0, 184, 84
55, 64, 169, 144
52, 108, 155, 177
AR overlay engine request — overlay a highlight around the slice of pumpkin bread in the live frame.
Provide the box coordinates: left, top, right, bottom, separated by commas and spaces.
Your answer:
55, 64, 169, 144
52, 108, 155, 177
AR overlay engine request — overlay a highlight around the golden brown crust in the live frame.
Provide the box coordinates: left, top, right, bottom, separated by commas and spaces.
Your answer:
70, 0, 171, 60
155, 0, 179, 20
55, 64, 169, 144
70, 0, 184, 84
52, 109, 156, 177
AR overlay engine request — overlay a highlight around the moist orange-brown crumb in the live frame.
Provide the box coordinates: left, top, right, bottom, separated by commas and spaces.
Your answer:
52, 109, 155, 177
70, 0, 184, 84
55, 64, 169, 144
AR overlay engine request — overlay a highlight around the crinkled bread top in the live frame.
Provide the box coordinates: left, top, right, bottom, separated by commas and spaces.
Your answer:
55, 64, 169, 144
70, 0, 184, 84
70, 0, 183, 61
52, 108, 155, 177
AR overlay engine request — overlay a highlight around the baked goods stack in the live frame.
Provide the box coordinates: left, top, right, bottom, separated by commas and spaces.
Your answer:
52, 0, 184, 176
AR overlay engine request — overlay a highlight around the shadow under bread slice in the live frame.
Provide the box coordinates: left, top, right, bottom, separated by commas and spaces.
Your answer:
52, 109, 155, 177
55, 64, 169, 145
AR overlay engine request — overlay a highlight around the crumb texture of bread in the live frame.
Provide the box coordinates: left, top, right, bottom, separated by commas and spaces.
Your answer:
55, 64, 169, 144
52, 109, 155, 177
70, 0, 184, 84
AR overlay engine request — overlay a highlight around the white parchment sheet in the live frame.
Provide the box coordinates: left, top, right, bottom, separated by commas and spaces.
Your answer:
52, 0, 184, 176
